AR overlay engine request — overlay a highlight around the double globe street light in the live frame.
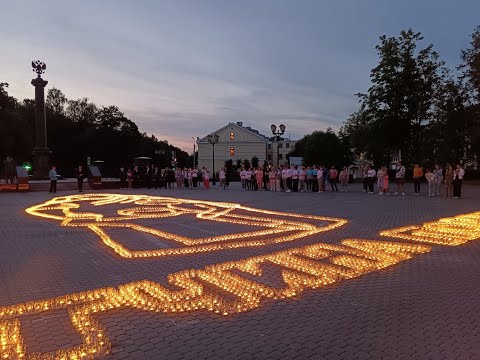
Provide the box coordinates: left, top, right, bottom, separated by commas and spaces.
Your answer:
270, 124, 286, 168
207, 133, 219, 185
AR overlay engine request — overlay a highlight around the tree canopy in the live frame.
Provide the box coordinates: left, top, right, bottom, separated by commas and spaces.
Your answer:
0, 85, 190, 176
342, 27, 480, 169
288, 128, 352, 168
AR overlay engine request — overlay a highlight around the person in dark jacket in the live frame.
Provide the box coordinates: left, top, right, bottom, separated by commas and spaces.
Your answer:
119, 167, 127, 189
75, 165, 85, 192
145, 165, 152, 189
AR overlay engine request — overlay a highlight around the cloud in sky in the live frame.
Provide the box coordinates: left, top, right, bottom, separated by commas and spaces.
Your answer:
1, 0, 479, 151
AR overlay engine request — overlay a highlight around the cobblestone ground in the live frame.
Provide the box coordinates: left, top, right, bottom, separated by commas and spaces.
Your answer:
1, 182, 480, 360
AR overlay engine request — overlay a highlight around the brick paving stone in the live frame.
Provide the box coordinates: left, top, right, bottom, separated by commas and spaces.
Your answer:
1, 185, 480, 359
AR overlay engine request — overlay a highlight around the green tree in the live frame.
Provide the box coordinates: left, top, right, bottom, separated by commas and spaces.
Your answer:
251, 156, 259, 168
289, 129, 351, 168
0, 82, 190, 177
235, 159, 242, 170
0, 85, 34, 161
46, 87, 67, 115
430, 75, 470, 165
0, 83, 17, 110
461, 25, 480, 100
460, 26, 480, 159
343, 29, 443, 166
224, 159, 233, 175
66, 98, 97, 124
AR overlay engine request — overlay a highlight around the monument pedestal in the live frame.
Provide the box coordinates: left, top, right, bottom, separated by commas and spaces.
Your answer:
32, 147, 50, 180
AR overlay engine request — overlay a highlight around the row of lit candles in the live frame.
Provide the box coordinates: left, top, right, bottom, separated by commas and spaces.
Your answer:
26, 194, 347, 259
380, 211, 480, 246
1, 236, 432, 359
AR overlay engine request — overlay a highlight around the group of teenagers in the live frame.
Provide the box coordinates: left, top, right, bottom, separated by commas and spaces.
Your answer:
361, 161, 466, 198
115, 161, 466, 198
119, 165, 221, 190
239, 165, 349, 192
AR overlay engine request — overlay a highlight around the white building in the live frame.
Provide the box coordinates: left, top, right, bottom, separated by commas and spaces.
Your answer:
197, 122, 267, 172
266, 137, 296, 167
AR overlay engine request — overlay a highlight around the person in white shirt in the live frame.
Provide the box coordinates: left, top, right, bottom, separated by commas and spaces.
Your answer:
425, 168, 435, 197
240, 168, 247, 190
192, 167, 198, 188
452, 164, 465, 198
299, 167, 306, 192
286, 167, 293, 192
198, 168, 205, 188
281, 167, 289, 192
245, 169, 252, 191
291, 166, 299, 192
219, 168, 226, 190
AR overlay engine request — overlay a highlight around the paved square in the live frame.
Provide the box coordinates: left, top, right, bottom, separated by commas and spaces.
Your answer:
1, 183, 480, 359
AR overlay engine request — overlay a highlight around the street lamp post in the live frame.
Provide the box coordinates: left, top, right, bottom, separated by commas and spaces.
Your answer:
192, 137, 196, 167
270, 124, 286, 168
207, 134, 219, 185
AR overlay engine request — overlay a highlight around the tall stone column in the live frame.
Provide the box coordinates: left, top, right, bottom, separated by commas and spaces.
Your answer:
31, 60, 50, 179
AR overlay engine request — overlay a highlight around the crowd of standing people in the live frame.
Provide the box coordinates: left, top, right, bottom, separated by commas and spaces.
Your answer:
360, 161, 465, 198
117, 165, 222, 190
234, 161, 466, 199
43, 160, 467, 199
239, 164, 348, 193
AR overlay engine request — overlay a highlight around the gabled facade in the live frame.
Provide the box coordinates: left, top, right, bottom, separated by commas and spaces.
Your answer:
197, 122, 267, 173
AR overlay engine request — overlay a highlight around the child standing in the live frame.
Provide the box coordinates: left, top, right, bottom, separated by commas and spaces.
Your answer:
383, 170, 390, 195
425, 168, 434, 197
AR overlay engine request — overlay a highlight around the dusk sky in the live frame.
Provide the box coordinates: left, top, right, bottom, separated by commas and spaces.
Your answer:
2, 1, 479, 152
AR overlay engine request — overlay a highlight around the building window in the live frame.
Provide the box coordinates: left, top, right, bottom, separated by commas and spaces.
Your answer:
267, 144, 272, 149
267, 154, 272, 161
230, 132, 235, 140
278, 154, 283, 160
286, 143, 290, 148
278, 143, 283, 148
229, 147, 235, 156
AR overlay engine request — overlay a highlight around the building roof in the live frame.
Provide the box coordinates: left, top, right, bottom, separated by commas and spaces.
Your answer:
197, 122, 268, 142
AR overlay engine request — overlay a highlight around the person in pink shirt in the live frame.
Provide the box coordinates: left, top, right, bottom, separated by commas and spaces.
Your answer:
269, 167, 276, 191
255, 167, 263, 191
383, 170, 390, 195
